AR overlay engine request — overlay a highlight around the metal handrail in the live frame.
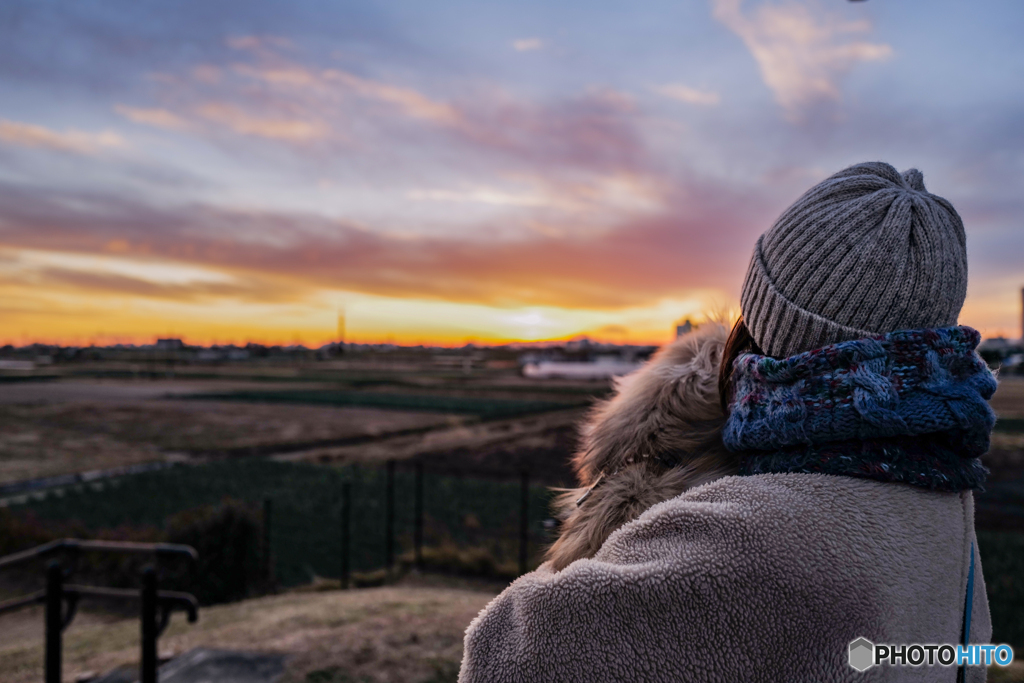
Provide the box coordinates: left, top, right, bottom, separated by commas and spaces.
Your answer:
0, 538, 197, 572
0, 589, 45, 616
0, 539, 199, 683
63, 584, 200, 622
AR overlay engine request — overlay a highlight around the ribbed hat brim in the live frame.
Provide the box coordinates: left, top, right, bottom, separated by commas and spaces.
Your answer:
741, 235, 878, 358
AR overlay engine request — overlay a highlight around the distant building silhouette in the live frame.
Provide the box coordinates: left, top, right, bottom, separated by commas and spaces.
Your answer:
156, 338, 184, 351
675, 320, 693, 338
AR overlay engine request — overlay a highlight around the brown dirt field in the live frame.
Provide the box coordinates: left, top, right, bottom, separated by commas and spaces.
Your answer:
277, 407, 584, 487
0, 377, 588, 489
0, 391, 459, 485
986, 377, 1024, 483
0, 582, 499, 683
991, 376, 1024, 419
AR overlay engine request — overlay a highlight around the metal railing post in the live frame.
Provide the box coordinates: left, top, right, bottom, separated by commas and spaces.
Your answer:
385, 460, 395, 574
140, 567, 158, 683
44, 561, 62, 683
519, 471, 530, 576
340, 480, 351, 590
414, 459, 424, 572
263, 498, 274, 589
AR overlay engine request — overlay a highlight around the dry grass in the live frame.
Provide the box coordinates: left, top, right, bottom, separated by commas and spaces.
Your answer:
0, 583, 498, 683
991, 376, 1024, 419
0, 377, 585, 489
990, 661, 1024, 683
274, 407, 582, 467
0, 392, 456, 485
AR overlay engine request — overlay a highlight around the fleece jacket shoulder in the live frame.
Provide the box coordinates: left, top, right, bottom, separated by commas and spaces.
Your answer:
459, 473, 991, 683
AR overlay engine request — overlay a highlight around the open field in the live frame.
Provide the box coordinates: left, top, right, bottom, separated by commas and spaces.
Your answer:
0, 399, 464, 486
0, 370, 604, 488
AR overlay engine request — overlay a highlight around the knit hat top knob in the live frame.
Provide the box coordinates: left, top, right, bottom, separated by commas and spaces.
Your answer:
740, 161, 968, 359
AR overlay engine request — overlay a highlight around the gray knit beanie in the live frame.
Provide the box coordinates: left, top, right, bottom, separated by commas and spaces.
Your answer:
741, 161, 968, 358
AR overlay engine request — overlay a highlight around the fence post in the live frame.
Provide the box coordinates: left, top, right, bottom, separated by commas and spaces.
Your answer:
44, 561, 62, 683
414, 459, 424, 572
519, 471, 529, 576
263, 498, 274, 589
385, 459, 395, 575
340, 480, 351, 590
140, 566, 158, 683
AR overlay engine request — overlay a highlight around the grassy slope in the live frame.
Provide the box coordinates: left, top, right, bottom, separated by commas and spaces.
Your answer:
0, 582, 498, 683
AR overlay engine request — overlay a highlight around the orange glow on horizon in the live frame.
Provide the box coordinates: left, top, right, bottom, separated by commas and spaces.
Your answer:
1, 315, 689, 349
3, 297, 1011, 349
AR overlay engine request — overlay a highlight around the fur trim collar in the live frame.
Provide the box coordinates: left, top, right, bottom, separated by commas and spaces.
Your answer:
545, 323, 736, 570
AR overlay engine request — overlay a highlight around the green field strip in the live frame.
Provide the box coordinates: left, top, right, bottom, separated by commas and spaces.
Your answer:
180, 389, 586, 419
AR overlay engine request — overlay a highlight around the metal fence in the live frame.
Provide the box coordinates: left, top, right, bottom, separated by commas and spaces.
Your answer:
8, 457, 558, 590
264, 459, 553, 587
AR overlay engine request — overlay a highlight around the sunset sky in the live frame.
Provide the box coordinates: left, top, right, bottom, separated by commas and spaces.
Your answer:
1, 0, 1022, 346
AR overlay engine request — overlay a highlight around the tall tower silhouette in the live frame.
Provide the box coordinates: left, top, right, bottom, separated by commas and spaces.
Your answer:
337, 309, 346, 345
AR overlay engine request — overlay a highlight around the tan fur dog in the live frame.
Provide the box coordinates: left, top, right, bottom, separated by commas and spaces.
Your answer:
545, 323, 737, 570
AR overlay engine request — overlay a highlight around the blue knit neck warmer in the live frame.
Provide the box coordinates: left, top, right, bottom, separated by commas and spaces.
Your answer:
723, 326, 997, 491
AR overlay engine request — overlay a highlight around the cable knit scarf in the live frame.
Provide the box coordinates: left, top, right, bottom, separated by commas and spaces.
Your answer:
723, 326, 997, 492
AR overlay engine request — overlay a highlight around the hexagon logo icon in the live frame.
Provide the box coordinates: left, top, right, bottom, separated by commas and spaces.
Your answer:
849, 637, 875, 672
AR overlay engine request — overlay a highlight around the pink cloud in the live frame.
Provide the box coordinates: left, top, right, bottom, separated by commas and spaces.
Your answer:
0, 178, 768, 309
0, 119, 125, 154
120, 49, 651, 177
195, 102, 328, 141
713, 0, 891, 120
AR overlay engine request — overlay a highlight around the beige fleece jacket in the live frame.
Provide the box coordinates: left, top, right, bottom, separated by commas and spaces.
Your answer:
459, 472, 991, 682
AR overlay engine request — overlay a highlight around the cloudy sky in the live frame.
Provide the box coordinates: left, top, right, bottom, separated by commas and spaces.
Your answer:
1, 0, 1021, 346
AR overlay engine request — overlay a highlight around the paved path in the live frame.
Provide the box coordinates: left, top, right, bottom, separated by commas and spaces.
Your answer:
92, 649, 287, 683
0, 380, 309, 405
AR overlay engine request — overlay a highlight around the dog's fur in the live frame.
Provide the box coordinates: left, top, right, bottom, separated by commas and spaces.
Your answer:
545, 323, 737, 570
